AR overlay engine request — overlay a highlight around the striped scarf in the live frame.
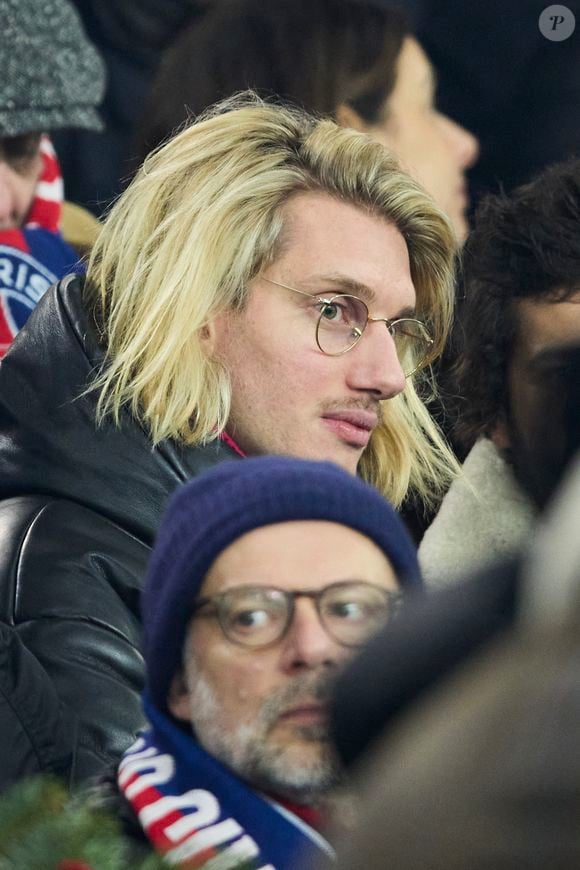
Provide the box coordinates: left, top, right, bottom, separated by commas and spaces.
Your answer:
118, 696, 334, 869
26, 135, 64, 232
0, 136, 78, 356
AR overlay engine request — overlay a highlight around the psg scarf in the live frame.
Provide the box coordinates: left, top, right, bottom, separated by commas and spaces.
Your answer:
118, 696, 334, 869
0, 136, 78, 357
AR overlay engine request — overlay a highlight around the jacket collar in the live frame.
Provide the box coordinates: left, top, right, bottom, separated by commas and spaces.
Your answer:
0, 274, 240, 543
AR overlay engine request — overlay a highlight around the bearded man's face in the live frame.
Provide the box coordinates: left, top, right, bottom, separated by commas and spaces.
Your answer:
168, 519, 400, 802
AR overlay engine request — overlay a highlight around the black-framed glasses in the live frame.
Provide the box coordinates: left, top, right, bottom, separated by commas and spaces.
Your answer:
263, 277, 434, 377
191, 581, 403, 649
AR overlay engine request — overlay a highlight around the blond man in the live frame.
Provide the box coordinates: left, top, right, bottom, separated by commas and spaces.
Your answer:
0, 94, 456, 789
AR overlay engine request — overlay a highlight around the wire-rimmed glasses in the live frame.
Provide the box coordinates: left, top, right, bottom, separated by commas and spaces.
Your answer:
263, 277, 434, 377
191, 581, 403, 649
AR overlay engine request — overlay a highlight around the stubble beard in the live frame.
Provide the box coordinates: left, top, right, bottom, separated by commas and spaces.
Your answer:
186, 669, 345, 804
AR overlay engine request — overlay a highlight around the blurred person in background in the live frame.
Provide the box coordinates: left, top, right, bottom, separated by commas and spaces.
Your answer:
420, 158, 580, 586
408, 0, 580, 208
0, 0, 105, 356
0, 95, 457, 790
327, 257, 580, 868
135, 0, 478, 244
328, 165, 580, 780
330, 447, 580, 870
57, 1, 580, 231
53, 0, 212, 215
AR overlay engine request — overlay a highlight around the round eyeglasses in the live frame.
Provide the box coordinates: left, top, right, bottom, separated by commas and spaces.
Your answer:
191, 581, 403, 649
263, 277, 434, 377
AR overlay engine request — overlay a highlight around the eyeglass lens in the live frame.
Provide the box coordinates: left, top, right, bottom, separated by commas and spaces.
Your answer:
315, 294, 432, 376
215, 582, 400, 648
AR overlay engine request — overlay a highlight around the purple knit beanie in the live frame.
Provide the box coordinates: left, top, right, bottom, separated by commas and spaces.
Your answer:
142, 456, 421, 711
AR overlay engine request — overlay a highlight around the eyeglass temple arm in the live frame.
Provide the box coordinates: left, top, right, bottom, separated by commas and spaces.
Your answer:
261, 277, 322, 300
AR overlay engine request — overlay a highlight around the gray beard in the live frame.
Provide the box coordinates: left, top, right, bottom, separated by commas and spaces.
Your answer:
186, 670, 345, 804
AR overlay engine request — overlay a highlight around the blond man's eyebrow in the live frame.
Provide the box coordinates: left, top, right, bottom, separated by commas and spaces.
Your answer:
304, 274, 378, 305
302, 274, 417, 318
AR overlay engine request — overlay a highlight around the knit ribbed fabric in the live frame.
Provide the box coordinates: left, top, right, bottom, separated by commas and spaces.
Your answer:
0, 0, 105, 136
142, 456, 420, 711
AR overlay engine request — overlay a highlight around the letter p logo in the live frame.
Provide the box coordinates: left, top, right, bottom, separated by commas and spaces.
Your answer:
539, 5, 576, 40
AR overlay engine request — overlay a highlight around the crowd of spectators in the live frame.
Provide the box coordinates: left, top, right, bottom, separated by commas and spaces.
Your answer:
0, 1, 579, 867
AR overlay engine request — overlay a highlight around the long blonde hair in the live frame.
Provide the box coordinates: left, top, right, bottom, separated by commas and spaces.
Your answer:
86, 93, 458, 509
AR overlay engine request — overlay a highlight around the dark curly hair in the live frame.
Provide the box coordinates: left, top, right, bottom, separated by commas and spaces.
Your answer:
453, 158, 580, 449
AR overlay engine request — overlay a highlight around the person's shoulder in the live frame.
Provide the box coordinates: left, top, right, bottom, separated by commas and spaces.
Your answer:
61, 201, 101, 256
0, 494, 149, 552
0, 495, 149, 625
419, 438, 536, 587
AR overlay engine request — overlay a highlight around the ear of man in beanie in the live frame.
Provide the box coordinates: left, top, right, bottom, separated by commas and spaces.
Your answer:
142, 456, 421, 713
0, 0, 105, 136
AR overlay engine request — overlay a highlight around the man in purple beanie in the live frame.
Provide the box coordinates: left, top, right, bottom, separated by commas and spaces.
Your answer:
101, 456, 419, 868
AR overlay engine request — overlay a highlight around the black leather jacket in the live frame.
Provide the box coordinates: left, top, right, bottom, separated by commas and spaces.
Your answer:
0, 275, 239, 791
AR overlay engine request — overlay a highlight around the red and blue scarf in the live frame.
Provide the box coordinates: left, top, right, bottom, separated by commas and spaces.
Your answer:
0, 136, 78, 357
118, 696, 334, 869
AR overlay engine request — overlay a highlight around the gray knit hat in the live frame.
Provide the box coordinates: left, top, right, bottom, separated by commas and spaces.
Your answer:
0, 0, 106, 136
